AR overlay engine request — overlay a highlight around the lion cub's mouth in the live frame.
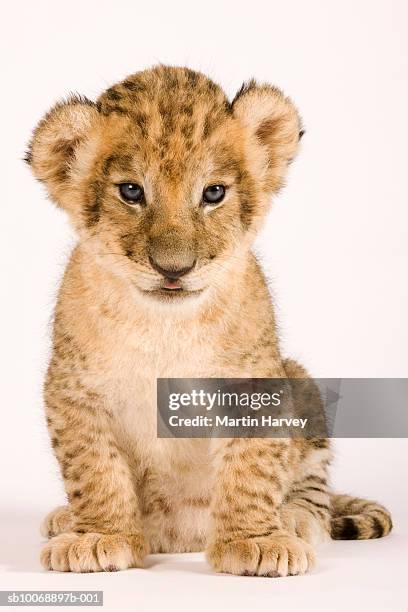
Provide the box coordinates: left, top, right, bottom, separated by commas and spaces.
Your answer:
142, 280, 203, 301
163, 279, 183, 291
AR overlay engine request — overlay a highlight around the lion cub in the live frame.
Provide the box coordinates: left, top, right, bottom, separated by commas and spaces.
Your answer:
27, 65, 391, 574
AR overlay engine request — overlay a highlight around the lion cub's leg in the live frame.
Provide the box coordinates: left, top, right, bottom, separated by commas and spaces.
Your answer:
40, 506, 74, 539
206, 439, 316, 577
41, 374, 147, 573
280, 453, 332, 547
277, 359, 332, 546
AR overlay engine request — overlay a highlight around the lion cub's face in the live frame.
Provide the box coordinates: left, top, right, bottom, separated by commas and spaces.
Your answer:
28, 66, 301, 307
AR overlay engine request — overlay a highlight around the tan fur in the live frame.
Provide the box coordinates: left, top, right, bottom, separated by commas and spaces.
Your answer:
27, 66, 391, 575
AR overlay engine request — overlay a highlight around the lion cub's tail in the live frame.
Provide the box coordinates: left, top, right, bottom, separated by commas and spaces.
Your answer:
330, 493, 392, 540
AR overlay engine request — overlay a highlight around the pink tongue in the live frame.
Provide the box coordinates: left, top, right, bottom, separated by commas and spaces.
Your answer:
164, 280, 182, 290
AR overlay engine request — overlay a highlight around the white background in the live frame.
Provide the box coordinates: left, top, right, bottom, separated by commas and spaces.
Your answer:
1, 1, 407, 610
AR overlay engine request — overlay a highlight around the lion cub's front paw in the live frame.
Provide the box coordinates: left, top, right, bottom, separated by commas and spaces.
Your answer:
40, 532, 147, 572
207, 534, 315, 577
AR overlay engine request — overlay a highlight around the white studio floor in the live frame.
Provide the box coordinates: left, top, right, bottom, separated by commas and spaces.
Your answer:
0, 508, 406, 612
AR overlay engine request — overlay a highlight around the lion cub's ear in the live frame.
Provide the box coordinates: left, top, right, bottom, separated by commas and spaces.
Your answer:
26, 95, 100, 210
232, 81, 303, 193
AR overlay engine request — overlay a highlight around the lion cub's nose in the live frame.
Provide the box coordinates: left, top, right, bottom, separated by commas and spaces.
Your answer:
149, 256, 196, 280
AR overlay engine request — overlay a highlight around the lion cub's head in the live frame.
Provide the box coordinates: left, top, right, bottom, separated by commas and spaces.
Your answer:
27, 65, 301, 307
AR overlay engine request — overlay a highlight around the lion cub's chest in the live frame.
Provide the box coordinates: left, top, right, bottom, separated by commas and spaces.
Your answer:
94, 321, 218, 551
96, 317, 219, 453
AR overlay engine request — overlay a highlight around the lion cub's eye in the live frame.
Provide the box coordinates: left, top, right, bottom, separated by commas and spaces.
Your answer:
202, 184, 226, 206
118, 183, 144, 205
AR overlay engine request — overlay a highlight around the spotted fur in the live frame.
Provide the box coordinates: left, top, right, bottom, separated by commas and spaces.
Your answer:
27, 66, 391, 575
